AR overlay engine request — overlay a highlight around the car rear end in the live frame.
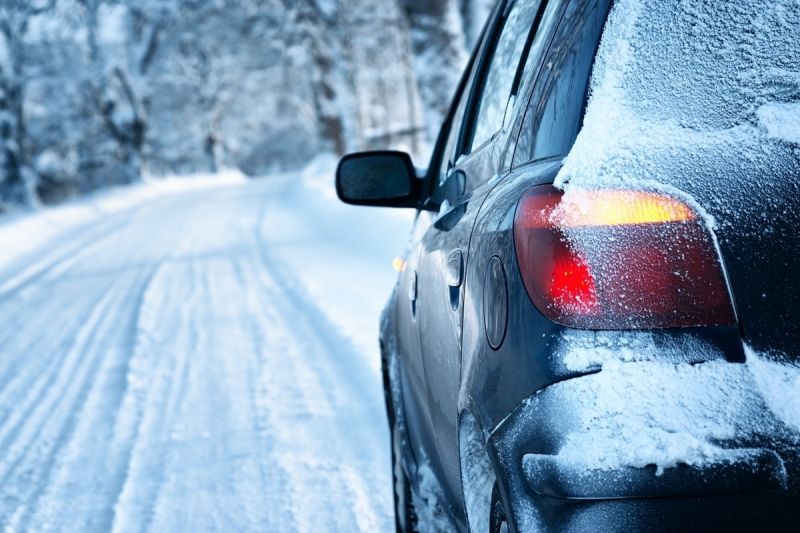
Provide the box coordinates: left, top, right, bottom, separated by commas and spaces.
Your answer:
469, 0, 800, 529
475, 169, 800, 531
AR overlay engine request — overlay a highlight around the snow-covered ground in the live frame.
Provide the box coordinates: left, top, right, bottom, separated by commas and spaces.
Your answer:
0, 157, 413, 532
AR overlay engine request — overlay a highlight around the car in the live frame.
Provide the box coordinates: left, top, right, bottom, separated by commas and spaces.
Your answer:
336, 0, 800, 531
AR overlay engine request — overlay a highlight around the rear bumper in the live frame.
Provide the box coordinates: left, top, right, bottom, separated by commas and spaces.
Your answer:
518, 490, 800, 532
524, 448, 786, 500
486, 360, 800, 532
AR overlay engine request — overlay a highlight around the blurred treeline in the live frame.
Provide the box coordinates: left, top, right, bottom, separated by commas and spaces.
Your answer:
0, 0, 490, 209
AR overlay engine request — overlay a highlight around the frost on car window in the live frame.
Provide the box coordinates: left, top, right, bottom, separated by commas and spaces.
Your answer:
469, 0, 541, 151
559, 0, 800, 187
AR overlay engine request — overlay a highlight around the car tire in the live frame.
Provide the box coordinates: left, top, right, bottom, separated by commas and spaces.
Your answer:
392, 413, 418, 533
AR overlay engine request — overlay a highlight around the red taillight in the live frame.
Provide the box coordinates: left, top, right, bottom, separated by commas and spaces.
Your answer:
548, 242, 599, 316
513, 186, 735, 329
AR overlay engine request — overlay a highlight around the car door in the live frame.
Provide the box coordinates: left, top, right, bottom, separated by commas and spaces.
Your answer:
392, 12, 491, 489
414, 0, 549, 517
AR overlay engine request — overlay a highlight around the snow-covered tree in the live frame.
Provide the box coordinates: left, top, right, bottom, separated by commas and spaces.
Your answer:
401, 0, 469, 143
0, 0, 57, 208
0, 0, 493, 206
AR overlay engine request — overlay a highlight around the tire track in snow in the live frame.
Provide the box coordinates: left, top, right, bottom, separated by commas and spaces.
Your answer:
18, 209, 203, 532
110, 194, 280, 532
0, 180, 393, 532
0, 206, 152, 410
0, 201, 203, 532
0, 195, 209, 531
0, 275, 133, 530
249, 190, 392, 532
0, 201, 194, 460
0, 204, 151, 304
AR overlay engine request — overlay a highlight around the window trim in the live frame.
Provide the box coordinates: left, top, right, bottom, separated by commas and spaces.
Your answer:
458, 0, 551, 159
422, 2, 501, 205
498, 0, 567, 173
454, 0, 514, 160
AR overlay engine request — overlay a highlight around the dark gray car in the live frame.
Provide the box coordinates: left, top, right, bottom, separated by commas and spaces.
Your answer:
337, 0, 800, 530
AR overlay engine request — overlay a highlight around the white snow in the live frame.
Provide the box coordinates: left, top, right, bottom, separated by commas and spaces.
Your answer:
0, 159, 412, 531
757, 102, 800, 145
747, 347, 800, 432
261, 154, 414, 366
547, 360, 749, 475
557, 330, 720, 372
411, 454, 453, 533
97, 4, 128, 45
557, 0, 800, 191
536, 341, 800, 477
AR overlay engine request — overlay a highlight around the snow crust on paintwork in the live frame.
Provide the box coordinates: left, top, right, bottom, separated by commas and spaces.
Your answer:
550, 360, 753, 475
556, 0, 800, 191
556, 330, 723, 372
758, 102, 800, 145
747, 347, 800, 432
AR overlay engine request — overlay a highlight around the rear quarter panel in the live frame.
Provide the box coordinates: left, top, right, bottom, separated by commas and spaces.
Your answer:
459, 158, 565, 434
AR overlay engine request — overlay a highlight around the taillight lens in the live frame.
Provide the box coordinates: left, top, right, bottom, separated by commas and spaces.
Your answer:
513, 185, 735, 329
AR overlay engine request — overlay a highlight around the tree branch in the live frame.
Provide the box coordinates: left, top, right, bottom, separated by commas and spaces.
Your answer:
139, 18, 165, 75
29, 0, 57, 17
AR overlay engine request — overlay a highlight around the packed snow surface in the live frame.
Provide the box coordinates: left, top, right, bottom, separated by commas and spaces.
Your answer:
533, 336, 800, 476
0, 158, 412, 531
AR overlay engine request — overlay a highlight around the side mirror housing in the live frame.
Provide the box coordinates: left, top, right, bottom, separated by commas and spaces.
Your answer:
336, 151, 422, 208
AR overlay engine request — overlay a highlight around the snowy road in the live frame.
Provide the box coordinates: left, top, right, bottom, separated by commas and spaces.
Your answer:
0, 174, 405, 532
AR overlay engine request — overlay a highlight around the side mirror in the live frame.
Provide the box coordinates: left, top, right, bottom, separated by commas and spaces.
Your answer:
336, 151, 421, 208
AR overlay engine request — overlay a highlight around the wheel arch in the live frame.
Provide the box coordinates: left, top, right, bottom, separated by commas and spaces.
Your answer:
458, 408, 499, 532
